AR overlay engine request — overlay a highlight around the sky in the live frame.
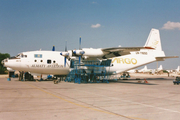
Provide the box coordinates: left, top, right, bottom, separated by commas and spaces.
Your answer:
0, 0, 180, 69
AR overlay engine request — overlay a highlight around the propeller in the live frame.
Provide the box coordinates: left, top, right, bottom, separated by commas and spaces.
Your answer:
79, 36, 81, 50
60, 41, 68, 67
64, 41, 67, 67
79, 36, 82, 64
61, 37, 85, 66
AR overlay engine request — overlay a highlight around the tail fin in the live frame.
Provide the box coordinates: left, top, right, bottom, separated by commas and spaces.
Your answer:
158, 65, 163, 70
144, 29, 162, 51
176, 66, 180, 72
144, 66, 147, 70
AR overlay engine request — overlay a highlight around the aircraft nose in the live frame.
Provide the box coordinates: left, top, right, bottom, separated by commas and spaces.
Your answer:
1, 59, 8, 66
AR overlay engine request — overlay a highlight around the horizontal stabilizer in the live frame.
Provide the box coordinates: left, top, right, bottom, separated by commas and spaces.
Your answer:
156, 56, 179, 61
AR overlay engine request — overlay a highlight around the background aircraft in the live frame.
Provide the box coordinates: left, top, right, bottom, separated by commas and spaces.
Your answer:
138, 65, 163, 73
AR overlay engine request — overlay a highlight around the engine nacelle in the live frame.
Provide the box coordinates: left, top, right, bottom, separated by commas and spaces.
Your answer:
73, 48, 105, 57
60, 51, 71, 57
73, 50, 85, 56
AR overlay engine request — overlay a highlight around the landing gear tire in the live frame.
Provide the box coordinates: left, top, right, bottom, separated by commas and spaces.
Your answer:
54, 80, 58, 84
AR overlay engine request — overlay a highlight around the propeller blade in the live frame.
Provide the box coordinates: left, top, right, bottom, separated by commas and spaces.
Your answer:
65, 40, 67, 52
79, 36, 81, 50
64, 57, 66, 67
64, 41, 67, 67
79, 37, 81, 64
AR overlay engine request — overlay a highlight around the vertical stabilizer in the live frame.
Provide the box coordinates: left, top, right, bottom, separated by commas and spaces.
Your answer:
144, 66, 147, 70
144, 29, 162, 51
158, 65, 163, 71
176, 66, 180, 72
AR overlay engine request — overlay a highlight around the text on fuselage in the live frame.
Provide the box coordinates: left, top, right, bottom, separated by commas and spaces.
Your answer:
31, 64, 63, 68
136, 52, 148, 55
112, 58, 137, 65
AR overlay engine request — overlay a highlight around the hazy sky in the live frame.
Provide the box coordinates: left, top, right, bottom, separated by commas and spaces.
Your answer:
0, 0, 180, 69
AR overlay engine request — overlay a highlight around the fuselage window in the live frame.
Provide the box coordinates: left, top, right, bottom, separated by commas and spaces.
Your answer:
41, 60, 43, 62
34, 60, 37, 62
25, 55, 27, 57
47, 60, 51, 64
53, 60, 56, 63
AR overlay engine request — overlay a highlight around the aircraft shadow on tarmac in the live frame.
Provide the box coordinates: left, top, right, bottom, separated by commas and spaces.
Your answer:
14, 79, 55, 82
115, 81, 157, 85
14, 77, 173, 85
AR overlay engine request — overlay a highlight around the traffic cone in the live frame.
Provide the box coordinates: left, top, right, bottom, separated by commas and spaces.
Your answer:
144, 78, 148, 83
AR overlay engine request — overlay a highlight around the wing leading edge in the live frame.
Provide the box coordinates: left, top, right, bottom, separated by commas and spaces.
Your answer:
101, 47, 154, 58
102, 47, 153, 52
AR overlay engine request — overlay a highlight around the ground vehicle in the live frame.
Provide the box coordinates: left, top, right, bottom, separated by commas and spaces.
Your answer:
173, 76, 180, 85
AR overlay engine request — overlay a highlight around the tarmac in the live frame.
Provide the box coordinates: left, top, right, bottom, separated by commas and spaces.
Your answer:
0, 74, 180, 120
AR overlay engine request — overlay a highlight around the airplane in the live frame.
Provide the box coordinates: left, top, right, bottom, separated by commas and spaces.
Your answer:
1, 28, 178, 80
138, 66, 152, 73
138, 65, 163, 73
168, 66, 180, 74
157, 65, 163, 72
175, 66, 180, 73
127, 69, 137, 73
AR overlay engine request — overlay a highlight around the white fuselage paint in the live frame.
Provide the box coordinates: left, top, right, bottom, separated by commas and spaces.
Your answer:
109, 49, 165, 74
4, 51, 70, 75
3, 29, 174, 76
4, 49, 165, 75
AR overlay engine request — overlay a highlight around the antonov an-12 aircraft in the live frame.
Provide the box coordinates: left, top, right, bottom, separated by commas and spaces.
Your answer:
1, 29, 178, 78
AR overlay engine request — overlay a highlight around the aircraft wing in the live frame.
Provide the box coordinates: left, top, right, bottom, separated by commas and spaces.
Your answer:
102, 47, 153, 52
101, 47, 153, 58
156, 56, 179, 61
64, 46, 154, 60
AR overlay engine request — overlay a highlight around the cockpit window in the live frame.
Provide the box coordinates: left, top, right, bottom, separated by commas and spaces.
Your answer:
9, 55, 20, 59
16, 53, 27, 58
9, 56, 17, 59
16, 54, 20, 58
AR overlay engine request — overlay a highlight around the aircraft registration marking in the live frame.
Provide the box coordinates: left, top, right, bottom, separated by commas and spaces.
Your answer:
16, 60, 21, 62
136, 52, 148, 55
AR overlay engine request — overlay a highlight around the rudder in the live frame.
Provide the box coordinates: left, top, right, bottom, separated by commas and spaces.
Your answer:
144, 29, 162, 51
